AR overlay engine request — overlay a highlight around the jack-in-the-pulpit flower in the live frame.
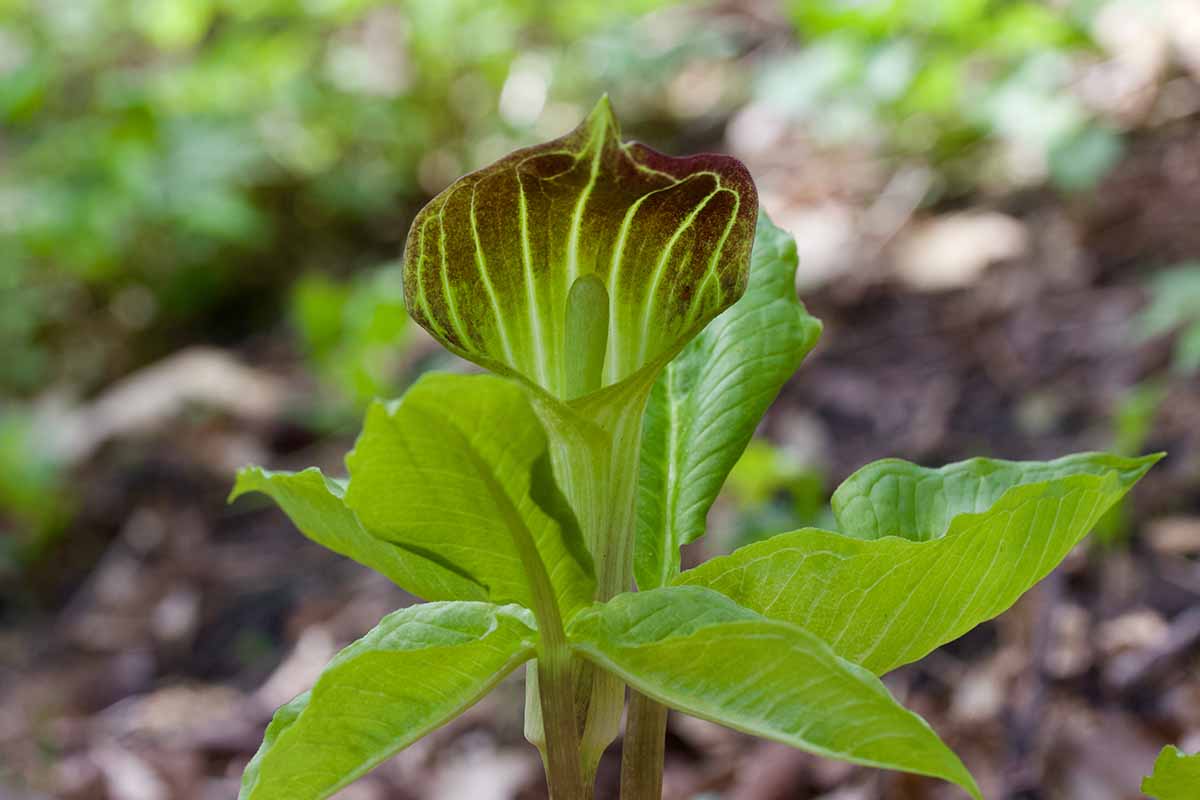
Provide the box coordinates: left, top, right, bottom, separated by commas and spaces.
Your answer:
403, 96, 757, 405
230, 94, 1159, 800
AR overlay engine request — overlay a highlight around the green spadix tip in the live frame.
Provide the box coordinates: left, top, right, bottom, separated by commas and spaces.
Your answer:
565, 274, 610, 400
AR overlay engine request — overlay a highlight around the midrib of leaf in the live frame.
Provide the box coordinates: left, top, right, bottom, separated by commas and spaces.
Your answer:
318, 472, 484, 590
681, 471, 1137, 674
410, 403, 587, 794
239, 603, 538, 800
406, 402, 568, 636
658, 363, 683, 588
568, 588, 982, 799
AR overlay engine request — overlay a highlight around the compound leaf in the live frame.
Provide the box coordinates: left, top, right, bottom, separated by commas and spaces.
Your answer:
240, 601, 537, 800
568, 587, 980, 799
635, 211, 821, 589
680, 453, 1160, 674
230, 467, 485, 602
345, 372, 596, 618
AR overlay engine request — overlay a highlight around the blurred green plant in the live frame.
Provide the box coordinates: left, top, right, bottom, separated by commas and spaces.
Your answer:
0, 409, 70, 572
766, 0, 1120, 192
1111, 382, 1167, 460
290, 263, 411, 410
723, 438, 833, 547
1094, 382, 1166, 546
1137, 262, 1200, 374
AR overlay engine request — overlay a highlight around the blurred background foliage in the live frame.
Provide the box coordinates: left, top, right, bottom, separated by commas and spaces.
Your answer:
1, 0, 1198, 598
4, 0, 1199, 570
1138, 262, 1200, 374
772, 0, 1122, 192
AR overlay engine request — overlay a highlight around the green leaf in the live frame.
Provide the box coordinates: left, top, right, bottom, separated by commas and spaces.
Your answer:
680, 453, 1160, 675
403, 96, 758, 403
344, 372, 596, 617
230, 467, 485, 602
568, 587, 981, 799
635, 211, 822, 589
831, 452, 1156, 542
1143, 745, 1200, 800
240, 601, 537, 800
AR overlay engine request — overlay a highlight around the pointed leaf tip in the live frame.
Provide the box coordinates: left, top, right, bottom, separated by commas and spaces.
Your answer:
240, 602, 537, 800
585, 94, 617, 135
569, 588, 981, 800
681, 450, 1158, 675
227, 465, 486, 602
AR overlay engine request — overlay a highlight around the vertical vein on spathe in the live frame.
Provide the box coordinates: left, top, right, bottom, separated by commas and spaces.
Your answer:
416, 213, 454, 345
606, 193, 651, 382
436, 187, 473, 349
565, 105, 610, 288
637, 186, 725, 364
517, 170, 549, 388
680, 188, 740, 326
469, 182, 515, 366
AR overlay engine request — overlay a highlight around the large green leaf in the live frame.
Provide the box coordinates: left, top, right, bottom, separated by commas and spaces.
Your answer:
1143, 745, 1200, 800
344, 372, 596, 618
832, 452, 1155, 542
635, 211, 821, 589
403, 96, 758, 403
680, 453, 1160, 674
240, 601, 537, 800
230, 467, 485, 602
568, 587, 981, 799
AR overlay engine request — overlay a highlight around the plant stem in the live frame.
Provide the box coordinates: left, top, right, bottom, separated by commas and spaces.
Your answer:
531, 388, 650, 775
491, 444, 588, 799
536, 646, 590, 800
620, 690, 668, 800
